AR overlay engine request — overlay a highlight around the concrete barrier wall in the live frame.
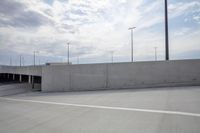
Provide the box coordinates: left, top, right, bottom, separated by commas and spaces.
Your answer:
70, 64, 107, 91
42, 59, 200, 92
42, 65, 70, 92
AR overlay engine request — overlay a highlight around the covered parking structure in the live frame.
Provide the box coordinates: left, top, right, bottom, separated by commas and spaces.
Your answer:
0, 66, 42, 91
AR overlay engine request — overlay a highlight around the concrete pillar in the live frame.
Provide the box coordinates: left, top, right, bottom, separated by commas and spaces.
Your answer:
13, 74, 15, 81
19, 75, 22, 82
28, 75, 31, 83
32, 76, 34, 89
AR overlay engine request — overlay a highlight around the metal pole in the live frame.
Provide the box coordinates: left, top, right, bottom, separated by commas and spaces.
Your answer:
165, 0, 169, 60
20, 55, 22, 67
10, 57, 12, 66
34, 51, 35, 66
22, 57, 25, 66
154, 47, 157, 61
111, 51, 114, 63
77, 56, 79, 64
128, 27, 136, 62
33, 51, 39, 66
131, 30, 133, 62
67, 43, 70, 64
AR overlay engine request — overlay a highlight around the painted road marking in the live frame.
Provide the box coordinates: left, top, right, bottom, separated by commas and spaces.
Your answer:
1, 97, 200, 118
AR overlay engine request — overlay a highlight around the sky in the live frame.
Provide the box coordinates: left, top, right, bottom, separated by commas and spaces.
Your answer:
0, 0, 200, 65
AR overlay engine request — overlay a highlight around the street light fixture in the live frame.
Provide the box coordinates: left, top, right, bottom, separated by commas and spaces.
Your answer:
128, 27, 136, 62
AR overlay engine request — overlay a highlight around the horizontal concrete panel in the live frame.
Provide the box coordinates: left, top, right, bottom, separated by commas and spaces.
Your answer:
42, 65, 70, 92
107, 60, 200, 89
70, 64, 107, 91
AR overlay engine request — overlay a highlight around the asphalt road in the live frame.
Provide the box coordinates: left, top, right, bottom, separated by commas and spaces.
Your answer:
0, 86, 200, 133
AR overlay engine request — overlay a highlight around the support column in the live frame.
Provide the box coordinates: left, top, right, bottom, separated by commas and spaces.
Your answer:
28, 75, 31, 83
13, 74, 15, 81
19, 75, 22, 82
32, 76, 35, 89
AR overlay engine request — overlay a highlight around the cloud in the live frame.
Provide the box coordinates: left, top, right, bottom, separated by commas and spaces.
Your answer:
0, 0, 200, 65
168, 1, 200, 18
0, 0, 54, 28
193, 14, 200, 23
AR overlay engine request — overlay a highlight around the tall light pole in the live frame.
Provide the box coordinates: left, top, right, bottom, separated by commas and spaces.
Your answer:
154, 47, 157, 61
33, 51, 39, 66
10, 57, 12, 66
22, 56, 25, 66
128, 27, 136, 62
67, 43, 70, 64
77, 56, 79, 64
165, 0, 169, 60
110, 51, 114, 63
19, 55, 22, 67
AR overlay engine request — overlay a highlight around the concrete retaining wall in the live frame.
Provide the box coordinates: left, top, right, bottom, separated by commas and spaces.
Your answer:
42, 59, 200, 92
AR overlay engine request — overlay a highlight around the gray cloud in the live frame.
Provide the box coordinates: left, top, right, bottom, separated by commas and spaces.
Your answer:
0, 0, 24, 15
0, 0, 53, 28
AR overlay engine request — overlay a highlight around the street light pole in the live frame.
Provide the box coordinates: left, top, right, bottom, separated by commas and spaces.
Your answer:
165, 0, 169, 60
77, 56, 79, 64
154, 47, 157, 61
19, 55, 22, 67
22, 56, 25, 66
10, 57, 12, 66
33, 51, 39, 66
67, 43, 70, 64
128, 27, 136, 62
34, 51, 36, 66
110, 51, 114, 63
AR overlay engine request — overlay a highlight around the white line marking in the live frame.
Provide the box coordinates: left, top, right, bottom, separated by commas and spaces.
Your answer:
1, 97, 200, 118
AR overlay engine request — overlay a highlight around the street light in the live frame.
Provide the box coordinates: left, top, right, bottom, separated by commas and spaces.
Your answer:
10, 57, 12, 66
67, 43, 70, 64
22, 56, 25, 66
110, 51, 114, 63
33, 51, 39, 66
128, 27, 136, 62
77, 56, 79, 64
19, 55, 22, 67
154, 47, 157, 61
165, 0, 169, 60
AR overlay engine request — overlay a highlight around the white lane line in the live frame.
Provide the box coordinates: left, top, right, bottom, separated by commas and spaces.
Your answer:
1, 97, 200, 118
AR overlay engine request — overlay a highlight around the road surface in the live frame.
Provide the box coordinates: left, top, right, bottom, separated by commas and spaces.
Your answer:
0, 86, 200, 133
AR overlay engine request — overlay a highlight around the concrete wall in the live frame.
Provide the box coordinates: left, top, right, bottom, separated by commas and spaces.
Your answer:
42, 65, 70, 92
42, 59, 200, 92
